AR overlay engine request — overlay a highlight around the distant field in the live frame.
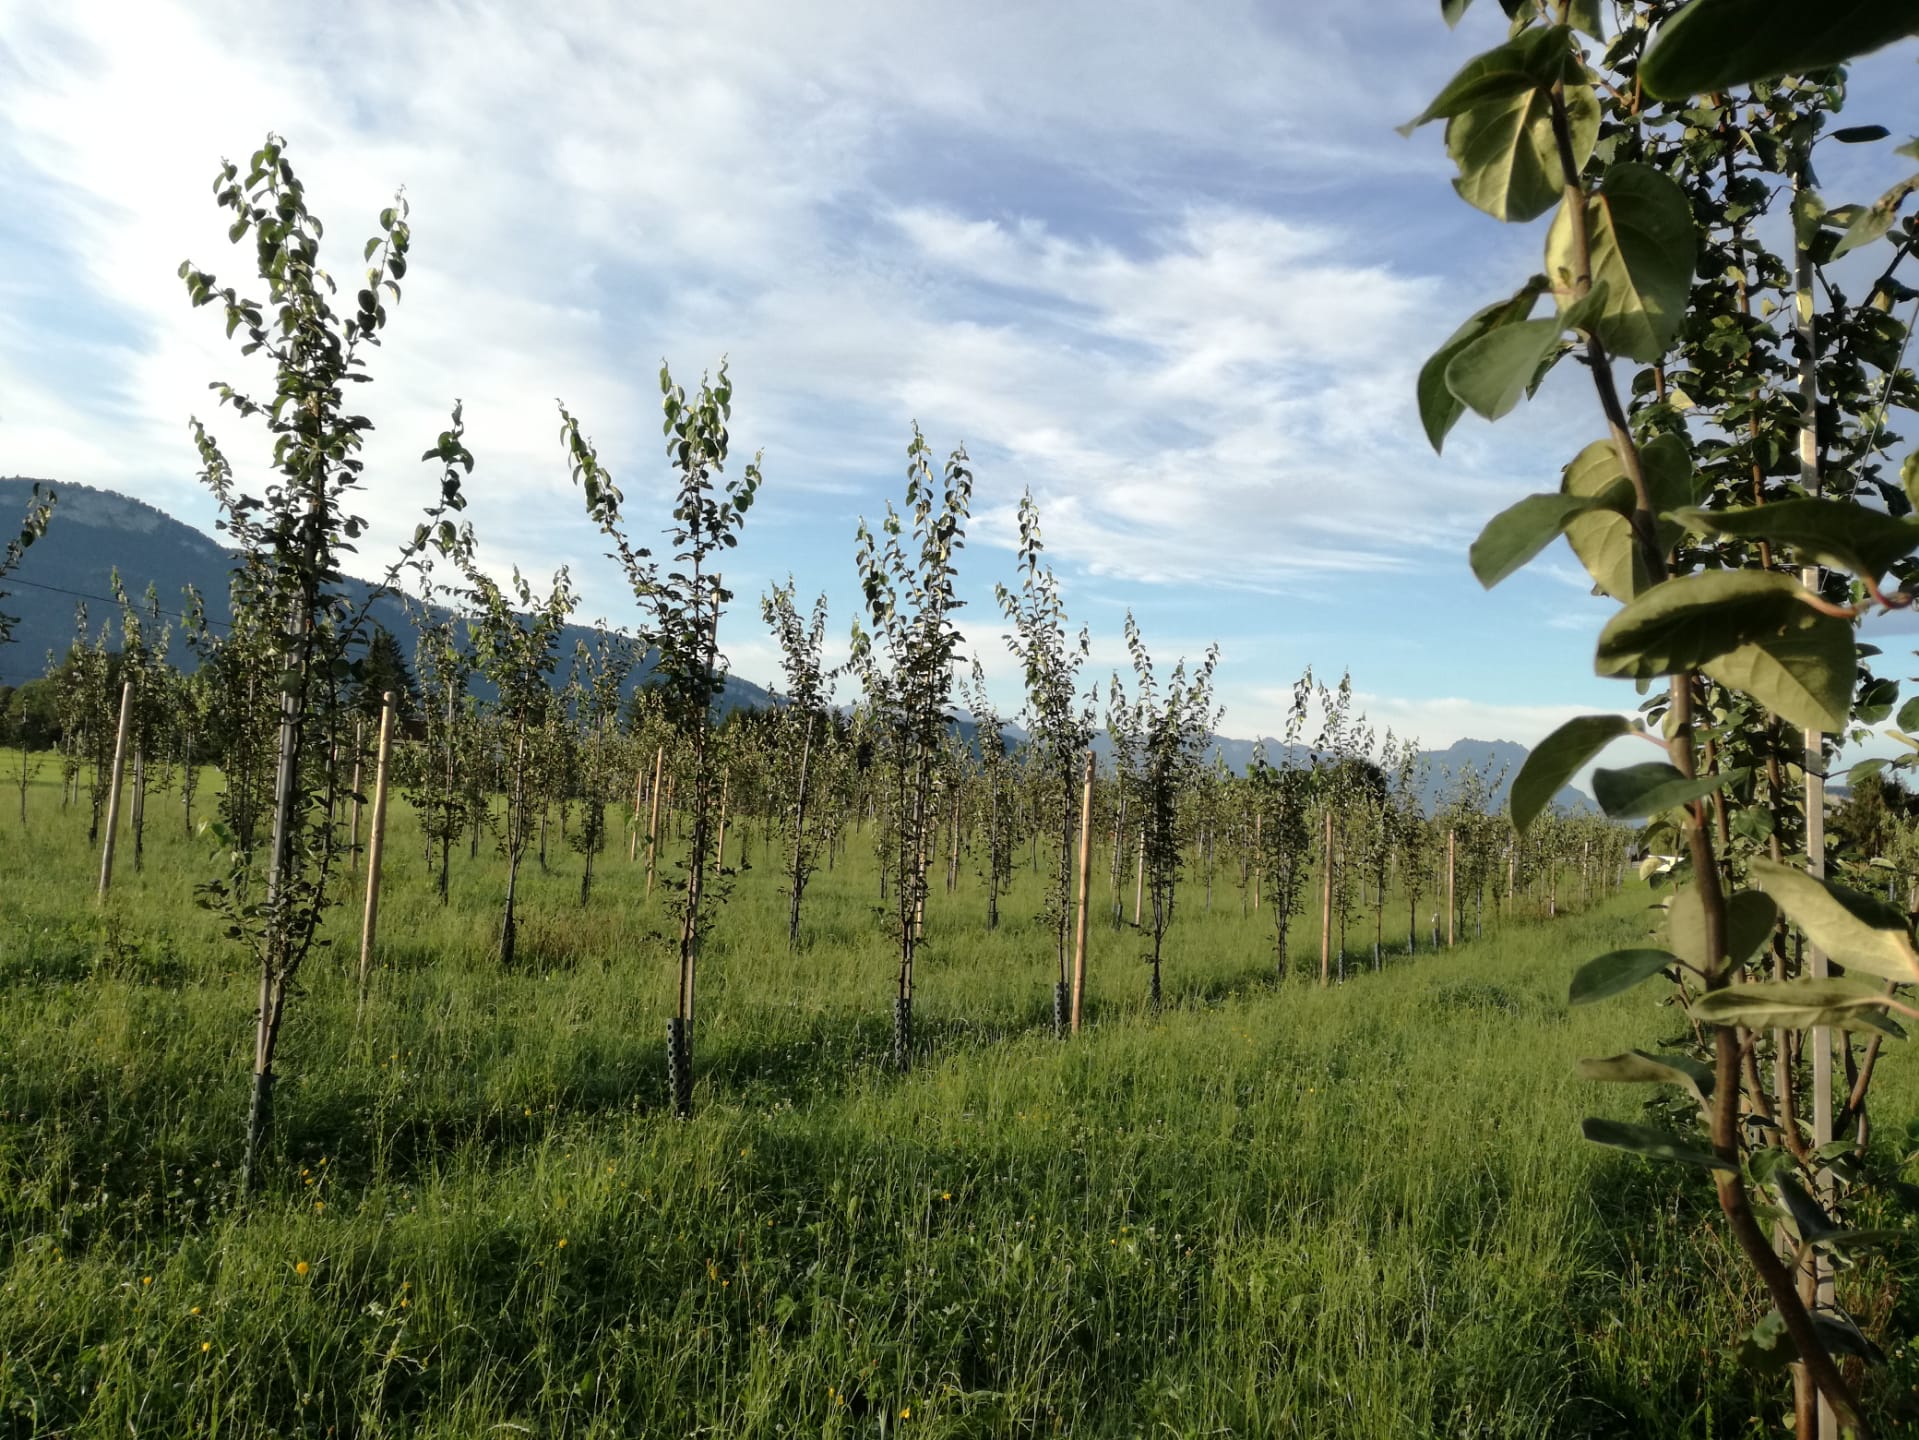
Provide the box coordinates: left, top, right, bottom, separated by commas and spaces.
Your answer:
2, 756, 1916, 1437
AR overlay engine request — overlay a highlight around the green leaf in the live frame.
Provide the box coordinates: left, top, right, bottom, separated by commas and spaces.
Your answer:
1851, 757, 1891, 789
1691, 979, 1905, 1037
1449, 81, 1599, 223
1740, 1308, 1793, 1374
1640, 0, 1919, 100
1674, 498, 1919, 579
1470, 481, 1632, 588
1748, 859, 1919, 983
1667, 887, 1779, 972
1812, 1312, 1890, 1367
1547, 163, 1696, 361
1444, 318, 1564, 422
1593, 570, 1852, 733
1569, 947, 1677, 1005
1581, 1117, 1733, 1170
1511, 714, 1634, 833
1577, 1050, 1714, 1108
1592, 761, 1739, 819
1565, 0, 1606, 39
1701, 619, 1856, 737
1897, 695, 1919, 732
1773, 1173, 1839, 1245
1833, 125, 1893, 144
1417, 279, 1547, 452
1831, 174, 1919, 260
1400, 25, 1578, 133
1561, 433, 1694, 600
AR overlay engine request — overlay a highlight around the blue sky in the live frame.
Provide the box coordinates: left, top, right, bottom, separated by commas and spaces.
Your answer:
1, 2, 1913, 756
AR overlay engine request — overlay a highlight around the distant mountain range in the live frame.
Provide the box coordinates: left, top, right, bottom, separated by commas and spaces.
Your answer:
0, 477, 775, 713
0, 478, 1592, 816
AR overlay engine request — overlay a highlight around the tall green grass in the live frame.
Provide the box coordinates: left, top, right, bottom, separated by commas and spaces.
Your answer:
1, 755, 1915, 1435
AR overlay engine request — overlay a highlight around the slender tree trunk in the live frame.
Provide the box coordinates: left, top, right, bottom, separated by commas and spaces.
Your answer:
245, 567, 318, 1196
1318, 808, 1334, 987
500, 716, 528, 969
788, 715, 814, 948
346, 718, 364, 875
130, 745, 146, 871
946, 786, 961, 893
986, 775, 1001, 931
437, 682, 455, 904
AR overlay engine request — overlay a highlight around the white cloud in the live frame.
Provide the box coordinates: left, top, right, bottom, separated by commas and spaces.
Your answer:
0, 0, 1541, 616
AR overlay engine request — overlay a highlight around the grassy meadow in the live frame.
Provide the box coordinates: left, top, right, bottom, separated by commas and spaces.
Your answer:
2, 753, 1918, 1437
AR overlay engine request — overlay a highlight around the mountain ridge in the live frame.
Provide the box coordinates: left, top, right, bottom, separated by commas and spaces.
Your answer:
0, 478, 1592, 815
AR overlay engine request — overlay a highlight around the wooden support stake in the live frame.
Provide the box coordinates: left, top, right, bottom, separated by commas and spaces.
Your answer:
356, 694, 396, 1020
629, 767, 645, 862
715, 771, 730, 871
644, 745, 665, 898
1070, 749, 1095, 1033
1132, 824, 1145, 926
1446, 829, 1457, 949
97, 680, 133, 898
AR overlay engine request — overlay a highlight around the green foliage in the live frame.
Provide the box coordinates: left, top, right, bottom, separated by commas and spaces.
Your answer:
851, 426, 973, 1067
1639, 0, 1919, 98
1510, 714, 1634, 833
1409, 5, 1919, 1419
0, 483, 53, 646
561, 360, 762, 1115
177, 133, 466, 1186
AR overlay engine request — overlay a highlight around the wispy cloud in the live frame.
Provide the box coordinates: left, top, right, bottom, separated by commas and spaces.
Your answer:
0, 0, 1770, 747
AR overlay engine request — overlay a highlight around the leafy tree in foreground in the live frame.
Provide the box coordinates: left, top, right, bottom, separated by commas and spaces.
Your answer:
1411, 4, 1919, 1428
179, 134, 464, 1189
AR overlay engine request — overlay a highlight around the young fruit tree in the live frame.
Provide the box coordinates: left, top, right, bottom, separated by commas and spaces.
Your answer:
1106, 612, 1220, 1009
178, 135, 465, 1189
1409, 5, 1919, 1429
562, 360, 761, 1118
566, 630, 633, 907
996, 493, 1095, 1031
445, 498, 579, 967
407, 611, 478, 904
1247, 686, 1314, 977
761, 578, 834, 948
959, 660, 1018, 932
852, 426, 972, 1071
